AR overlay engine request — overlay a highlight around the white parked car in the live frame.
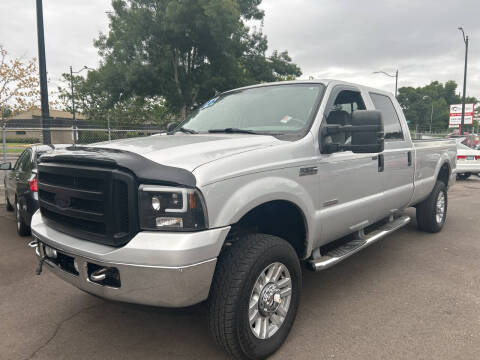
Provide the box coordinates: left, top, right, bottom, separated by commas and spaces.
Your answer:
456, 140, 480, 180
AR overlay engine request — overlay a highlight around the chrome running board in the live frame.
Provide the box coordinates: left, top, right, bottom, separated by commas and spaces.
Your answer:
307, 215, 410, 272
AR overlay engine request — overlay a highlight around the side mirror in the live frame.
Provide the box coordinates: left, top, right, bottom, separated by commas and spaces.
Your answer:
321, 110, 384, 154
0, 162, 12, 170
350, 110, 384, 153
167, 122, 178, 132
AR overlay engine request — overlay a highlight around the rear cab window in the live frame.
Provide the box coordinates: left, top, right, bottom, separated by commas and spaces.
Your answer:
369, 93, 404, 141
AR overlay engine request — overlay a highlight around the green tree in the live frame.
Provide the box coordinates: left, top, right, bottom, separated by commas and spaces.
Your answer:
89, 0, 301, 121
58, 71, 172, 128
397, 80, 478, 132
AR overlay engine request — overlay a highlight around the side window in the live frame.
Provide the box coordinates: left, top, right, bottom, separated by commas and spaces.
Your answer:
18, 149, 32, 172
13, 151, 26, 170
370, 93, 404, 140
325, 89, 366, 150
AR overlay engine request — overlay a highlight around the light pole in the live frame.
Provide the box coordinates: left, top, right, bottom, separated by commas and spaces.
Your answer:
458, 27, 469, 135
36, 0, 51, 144
373, 69, 399, 97
69, 66, 92, 145
423, 96, 434, 133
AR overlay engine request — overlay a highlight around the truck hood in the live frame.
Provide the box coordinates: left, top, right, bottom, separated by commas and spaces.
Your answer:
92, 133, 281, 171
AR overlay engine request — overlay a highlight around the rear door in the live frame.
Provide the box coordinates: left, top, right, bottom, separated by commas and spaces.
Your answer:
15, 148, 33, 199
368, 92, 414, 211
6, 150, 27, 202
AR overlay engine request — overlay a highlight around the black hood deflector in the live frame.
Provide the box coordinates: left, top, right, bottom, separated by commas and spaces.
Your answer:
38, 146, 196, 187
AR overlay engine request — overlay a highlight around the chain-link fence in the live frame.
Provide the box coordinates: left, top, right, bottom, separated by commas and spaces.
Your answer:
1, 124, 167, 163
0, 123, 168, 202
409, 126, 451, 140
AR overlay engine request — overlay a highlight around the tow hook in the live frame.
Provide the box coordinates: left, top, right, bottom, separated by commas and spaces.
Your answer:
28, 240, 44, 275
90, 267, 108, 282
35, 256, 46, 276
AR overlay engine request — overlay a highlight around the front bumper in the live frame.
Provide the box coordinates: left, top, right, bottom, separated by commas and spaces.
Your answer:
31, 212, 230, 307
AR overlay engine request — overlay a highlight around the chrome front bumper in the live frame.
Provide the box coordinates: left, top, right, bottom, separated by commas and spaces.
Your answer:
31, 212, 230, 307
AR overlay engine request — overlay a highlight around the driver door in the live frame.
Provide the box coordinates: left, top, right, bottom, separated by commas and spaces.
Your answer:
316, 85, 388, 245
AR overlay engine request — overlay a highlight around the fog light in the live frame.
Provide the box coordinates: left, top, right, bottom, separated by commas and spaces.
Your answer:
156, 217, 183, 228
73, 259, 79, 273
45, 246, 57, 259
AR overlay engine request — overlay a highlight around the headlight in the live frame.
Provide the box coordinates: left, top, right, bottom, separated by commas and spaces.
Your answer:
138, 185, 208, 231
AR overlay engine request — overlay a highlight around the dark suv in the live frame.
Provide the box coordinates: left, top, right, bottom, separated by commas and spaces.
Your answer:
1, 144, 69, 236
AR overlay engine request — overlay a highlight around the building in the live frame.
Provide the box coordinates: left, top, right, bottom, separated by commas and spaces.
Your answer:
5, 109, 86, 144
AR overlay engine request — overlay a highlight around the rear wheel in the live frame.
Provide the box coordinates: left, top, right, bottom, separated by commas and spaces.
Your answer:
208, 233, 301, 360
5, 190, 13, 211
416, 181, 447, 233
15, 199, 30, 236
456, 173, 471, 180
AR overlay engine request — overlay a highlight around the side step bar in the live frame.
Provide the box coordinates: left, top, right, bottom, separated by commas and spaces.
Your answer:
307, 215, 410, 272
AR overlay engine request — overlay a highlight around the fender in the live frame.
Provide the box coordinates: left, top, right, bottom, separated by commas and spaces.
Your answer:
433, 154, 452, 186
202, 175, 317, 257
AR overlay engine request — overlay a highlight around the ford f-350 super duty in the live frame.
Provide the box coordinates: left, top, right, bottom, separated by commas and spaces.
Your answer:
31, 80, 456, 359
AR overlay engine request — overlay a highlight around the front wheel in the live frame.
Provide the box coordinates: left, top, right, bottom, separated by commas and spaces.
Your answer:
456, 173, 471, 180
416, 181, 447, 233
208, 233, 301, 360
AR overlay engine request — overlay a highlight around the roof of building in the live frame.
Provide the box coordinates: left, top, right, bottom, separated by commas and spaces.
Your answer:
7, 109, 86, 121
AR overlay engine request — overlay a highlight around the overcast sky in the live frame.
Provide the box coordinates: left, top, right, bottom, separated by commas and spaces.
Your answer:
1, 0, 479, 101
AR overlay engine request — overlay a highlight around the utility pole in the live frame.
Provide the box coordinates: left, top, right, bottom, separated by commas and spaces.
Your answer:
430, 103, 434, 133
69, 66, 92, 146
373, 70, 399, 97
70, 66, 76, 146
458, 27, 469, 136
36, 0, 51, 144
394, 69, 398, 98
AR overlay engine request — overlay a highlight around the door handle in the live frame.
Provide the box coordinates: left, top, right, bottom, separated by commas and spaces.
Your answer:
407, 151, 412, 166
378, 154, 384, 172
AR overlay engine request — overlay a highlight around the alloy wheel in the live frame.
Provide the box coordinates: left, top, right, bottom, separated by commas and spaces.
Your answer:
436, 192, 445, 224
248, 262, 292, 340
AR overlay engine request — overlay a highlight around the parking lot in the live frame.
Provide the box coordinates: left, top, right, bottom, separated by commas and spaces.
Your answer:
0, 178, 479, 360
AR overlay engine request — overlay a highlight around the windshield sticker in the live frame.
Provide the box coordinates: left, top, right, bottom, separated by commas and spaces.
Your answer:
280, 115, 293, 124
200, 97, 219, 110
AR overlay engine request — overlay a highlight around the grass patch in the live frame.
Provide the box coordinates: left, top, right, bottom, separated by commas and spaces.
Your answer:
1, 148, 24, 154
5, 143, 30, 148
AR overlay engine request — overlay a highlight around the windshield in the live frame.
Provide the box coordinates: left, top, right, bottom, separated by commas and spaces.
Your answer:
178, 84, 325, 136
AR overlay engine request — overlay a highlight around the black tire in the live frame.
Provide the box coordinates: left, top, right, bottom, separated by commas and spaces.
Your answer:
5, 190, 13, 211
208, 233, 301, 360
416, 181, 447, 233
15, 199, 30, 236
456, 173, 471, 180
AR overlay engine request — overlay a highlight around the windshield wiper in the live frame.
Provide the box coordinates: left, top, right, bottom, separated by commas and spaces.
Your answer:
208, 128, 263, 135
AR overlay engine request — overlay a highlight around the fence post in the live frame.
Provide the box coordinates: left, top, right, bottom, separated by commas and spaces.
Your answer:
107, 115, 112, 142
73, 125, 77, 147
2, 124, 6, 163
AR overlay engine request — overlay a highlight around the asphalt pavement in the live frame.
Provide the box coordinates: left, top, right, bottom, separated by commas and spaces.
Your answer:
1, 178, 480, 360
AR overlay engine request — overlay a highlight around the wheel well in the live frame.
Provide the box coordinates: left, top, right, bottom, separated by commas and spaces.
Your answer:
227, 200, 308, 259
437, 163, 450, 186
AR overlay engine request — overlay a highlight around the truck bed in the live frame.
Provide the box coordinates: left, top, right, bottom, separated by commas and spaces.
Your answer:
409, 138, 457, 206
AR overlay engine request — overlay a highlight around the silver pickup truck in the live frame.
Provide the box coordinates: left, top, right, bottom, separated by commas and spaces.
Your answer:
31, 80, 456, 359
